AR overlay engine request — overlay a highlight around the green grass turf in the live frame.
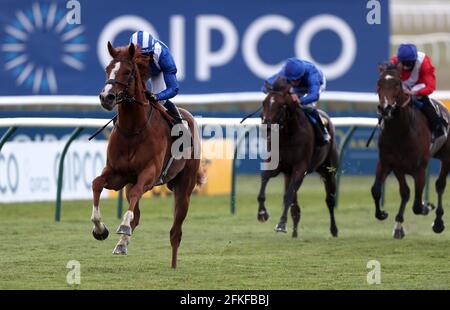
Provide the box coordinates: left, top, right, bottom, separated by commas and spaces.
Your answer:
0, 175, 449, 289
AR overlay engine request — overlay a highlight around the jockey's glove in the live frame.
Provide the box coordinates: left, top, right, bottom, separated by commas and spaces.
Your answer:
147, 92, 158, 102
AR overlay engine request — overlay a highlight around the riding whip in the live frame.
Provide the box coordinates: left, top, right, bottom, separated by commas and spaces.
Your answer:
88, 114, 117, 141
240, 106, 262, 124
366, 117, 381, 148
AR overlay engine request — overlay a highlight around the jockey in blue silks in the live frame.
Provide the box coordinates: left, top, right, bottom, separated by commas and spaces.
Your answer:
264, 57, 330, 145
129, 31, 186, 128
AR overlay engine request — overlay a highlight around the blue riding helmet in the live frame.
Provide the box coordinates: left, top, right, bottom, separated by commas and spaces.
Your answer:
397, 44, 418, 62
129, 31, 155, 54
284, 58, 306, 81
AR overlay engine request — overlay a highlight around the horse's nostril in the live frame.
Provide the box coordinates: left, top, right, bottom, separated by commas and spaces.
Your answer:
106, 94, 116, 102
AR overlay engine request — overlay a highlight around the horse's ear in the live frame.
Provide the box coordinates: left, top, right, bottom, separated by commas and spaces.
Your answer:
264, 81, 272, 92
128, 43, 135, 58
377, 63, 385, 74
107, 41, 117, 58
284, 83, 291, 94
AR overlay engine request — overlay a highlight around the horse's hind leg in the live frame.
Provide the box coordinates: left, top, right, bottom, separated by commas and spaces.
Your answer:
170, 167, 196, 269
371, 162, 390, 220
392, 171, 410, 239
285, 173, 300, 238
318, 170, 338, 238
91, 169, 113, 241
412, 168, 435, 215
432, 162, 448, 233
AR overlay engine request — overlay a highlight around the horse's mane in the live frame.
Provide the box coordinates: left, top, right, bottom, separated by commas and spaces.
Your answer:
115, 45, 151, 81
272, 76, 289, 92
379, 61, 401, 79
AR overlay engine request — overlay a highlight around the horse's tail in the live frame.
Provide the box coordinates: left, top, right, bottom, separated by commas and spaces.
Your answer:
196, 164, 207, 186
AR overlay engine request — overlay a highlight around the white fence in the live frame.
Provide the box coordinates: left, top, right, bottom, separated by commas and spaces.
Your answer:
0, 91, 450, 108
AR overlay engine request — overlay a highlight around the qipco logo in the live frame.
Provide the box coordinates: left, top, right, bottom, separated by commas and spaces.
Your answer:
0, 153, 19, 194
97, 14, 357, 81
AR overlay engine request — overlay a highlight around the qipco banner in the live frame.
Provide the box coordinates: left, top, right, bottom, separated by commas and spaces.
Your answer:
0, 0, 389, 96
0, 141, 108, 202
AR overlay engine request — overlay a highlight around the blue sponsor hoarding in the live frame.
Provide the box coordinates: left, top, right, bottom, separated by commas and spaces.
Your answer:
0, 0, 389, 96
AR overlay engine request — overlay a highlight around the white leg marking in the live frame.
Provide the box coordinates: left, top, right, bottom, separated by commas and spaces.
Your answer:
121, 210, 134, 226
91, 205, 104, 232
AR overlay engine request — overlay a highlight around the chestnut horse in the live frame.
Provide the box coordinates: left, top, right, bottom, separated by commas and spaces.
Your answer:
257, 77, 339, 238
373, 63, 449, 238
93, 42, 204, 268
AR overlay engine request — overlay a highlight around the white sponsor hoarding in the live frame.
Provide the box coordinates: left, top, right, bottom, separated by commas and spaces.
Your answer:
0, 141, 108, 203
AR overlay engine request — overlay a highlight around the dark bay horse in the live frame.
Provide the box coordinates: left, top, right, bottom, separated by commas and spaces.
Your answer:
373, 63, 449, 238
93, 42, 205, 268
257, 77, 339, 238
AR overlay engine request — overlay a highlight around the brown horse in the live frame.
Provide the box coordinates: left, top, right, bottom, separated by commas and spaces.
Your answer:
373, 63, 449, 238
257, 77, 339, 238
92, 42, 204, 268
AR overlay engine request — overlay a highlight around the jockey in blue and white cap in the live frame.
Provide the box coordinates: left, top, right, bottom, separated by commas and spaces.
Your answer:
130, 31, 185, 127
264, 57, 330, 144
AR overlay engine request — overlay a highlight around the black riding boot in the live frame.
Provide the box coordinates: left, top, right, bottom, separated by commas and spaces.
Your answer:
315, 116, 331, 146
420, 96, 446, 140
164, 99, 184, 124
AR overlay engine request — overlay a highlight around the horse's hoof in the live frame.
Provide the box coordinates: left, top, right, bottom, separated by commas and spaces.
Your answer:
274, 223, 287, 233
292, 230, 298, 238
422, 203, 435, 216
330, 226, 338, 238
432, 219, 445, 234
92, 224, 109, 241
257, 210, 269, 222
112, 244, 128, 255
393, 227, 405, 239
116, 225, 132, 236
375, 211, 388, 221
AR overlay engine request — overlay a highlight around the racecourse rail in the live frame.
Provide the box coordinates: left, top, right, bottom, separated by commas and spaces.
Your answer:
1, 91, 450, 106
1, 90, 448, 220
0, 116, 379, 221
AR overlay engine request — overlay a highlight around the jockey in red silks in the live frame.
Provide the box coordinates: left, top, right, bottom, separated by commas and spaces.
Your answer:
391, 43, 447, 140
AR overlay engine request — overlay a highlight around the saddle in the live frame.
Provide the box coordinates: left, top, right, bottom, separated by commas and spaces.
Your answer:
429, 98, 449, 155
303, 109, 330, 146
413, 97, 449, 155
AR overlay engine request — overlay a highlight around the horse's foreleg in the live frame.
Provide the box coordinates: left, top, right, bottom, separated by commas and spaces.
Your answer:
113, 184, 141, 255
412, 168, 434, 215
433, 163, 448, 233
113, 167, 156, 255
392, 171, 410, 239
286, 174, 301, 238
371, 162, 390, 220
91, 171, 111, 241
257, 169, 279, 222
276, 163, 307, 233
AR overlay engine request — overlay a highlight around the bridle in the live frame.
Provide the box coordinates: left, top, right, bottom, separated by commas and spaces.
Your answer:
263, 90, 297, 128
104, 59, 154, 137
103, 60, 147, 105
377, 74, 412, 119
